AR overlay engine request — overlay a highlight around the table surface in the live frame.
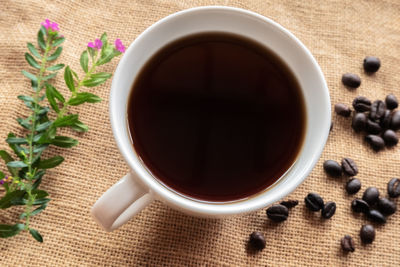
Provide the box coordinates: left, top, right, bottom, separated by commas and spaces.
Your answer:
1, 0, 400, 266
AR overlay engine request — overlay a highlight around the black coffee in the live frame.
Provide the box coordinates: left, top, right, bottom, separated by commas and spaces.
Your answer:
127, 32, 306, 202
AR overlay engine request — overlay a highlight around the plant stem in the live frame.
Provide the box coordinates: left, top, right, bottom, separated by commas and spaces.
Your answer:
24, 34, 53, 230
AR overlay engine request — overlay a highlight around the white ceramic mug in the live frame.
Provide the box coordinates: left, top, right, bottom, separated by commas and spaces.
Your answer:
91, 6, 331, 232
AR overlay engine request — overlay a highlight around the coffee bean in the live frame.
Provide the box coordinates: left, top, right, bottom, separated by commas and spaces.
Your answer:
380, 110, 392, 129
334, 103, 351, 117
321, 201, 336, 219
249, 231, 266, 251
280, 200, 299, 209
387, 178, 400, 198
385, 94, 398, 110
346, 178, 361, 194
341, 158, 358, 176
391, 110, 400, 130
352, 113, 367, 132
362, 187, 380, 205
366, 119, 382, 134
351, 199, 370, 213
370, 100, 386, 121
341, 235, 355, 252
342, 73, 361, 88
377, 197, 397, 215
305, 193, 324, 211
365, 135, 385, 151
323, 160, 342, 177
353, 96, 371, 112
367, 209, 386, 223
383, 129, 398, 147
266, 204, 289, 222
363, 56, 381, 73
360, 224, 375, 244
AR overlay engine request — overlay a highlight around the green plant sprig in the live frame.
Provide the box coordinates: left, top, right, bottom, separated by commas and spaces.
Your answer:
0, 20, 124, 242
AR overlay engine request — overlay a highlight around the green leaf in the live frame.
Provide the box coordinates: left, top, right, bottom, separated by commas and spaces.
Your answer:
100, 32, 108, 47
31, 189, 49, 199
54, 114, 78, 127
80, 50, 89, 73
87, 47, 95, 59
82, 77, 108, 87
71, 120, 89, 132
37, 107, 49, 116
45, 83, 65, 113
29, 228, 43, 242
31, 203, 48, 216
33, 144, 49, 153
47, 64, 65, 71
52, 136, 78, 148
64, 66, 75, 92
52, 37, 65, 47
22, 70, 38, 82
6, 137, 28, 144
97, 46, 114, 66
68, 92, 102, 105
32, 170, 45, 190
91, 72, 112, 79
33, 198, 50, 205
0, 190, 26, 209
7, 161, 28, 168
16, 118, 31, 129
0, 171, 4, 180
17, 95, 34, 102
47, 46, 62, 61
0, 150, 18, 176
27, 43, 41, 59
7, 133, 24, 160
0, 224, 24, 238
37, 28, 46, 50
25, 53, 41, 69
36, 121, 52, 132
37, 156, 64, 169
43, 72, 57, 81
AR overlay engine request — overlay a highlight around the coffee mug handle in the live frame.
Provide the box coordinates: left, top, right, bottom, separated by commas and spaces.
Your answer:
91, 172, 154, 231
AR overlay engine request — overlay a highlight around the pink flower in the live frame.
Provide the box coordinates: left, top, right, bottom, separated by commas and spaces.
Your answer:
88, 38, 103, 50
114, 38, 125, 53
41, 19, 59, 32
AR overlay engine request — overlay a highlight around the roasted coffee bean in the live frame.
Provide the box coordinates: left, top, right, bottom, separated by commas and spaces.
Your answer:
266, 204, 289, 222
383, 129, 398, 147
368, 209, 386, 223
385, 94, 398, 110
370, 100, 386, 121
346, 178, 361, 194
249, 231, 266, 251
377, 197, 397, 215
363, 56, 381, 73
391, 110, 400, 130
362, 187, 380, 205
352, 113, 367, 132
305, 193, 324, 211
387, 178, 400, 198
342, 73, 361, 88
341, 158, 358, 176
380, 110, 392, 129
365, 135, 385, 151
352, 96, 371, 112
360, 224, 375, 244
280, 200, 299, 209
366, 119, 382, 134
323, 160, 342, 177
341, 235, 355, 252
321, 201, 336, 219
351, 199, 370, 213
334, 103, 351, 117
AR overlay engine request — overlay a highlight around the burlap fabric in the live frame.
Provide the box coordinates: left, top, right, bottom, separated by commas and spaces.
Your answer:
1, 0, 400, 266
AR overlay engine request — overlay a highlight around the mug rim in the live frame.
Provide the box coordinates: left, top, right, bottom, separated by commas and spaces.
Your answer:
110, 6, 331, 216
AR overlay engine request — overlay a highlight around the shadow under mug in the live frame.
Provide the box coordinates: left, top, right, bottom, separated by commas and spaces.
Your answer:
91, 6, 331, 232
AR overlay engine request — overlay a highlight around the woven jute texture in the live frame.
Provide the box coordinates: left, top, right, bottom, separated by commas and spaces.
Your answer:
1, 0, 400, 266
